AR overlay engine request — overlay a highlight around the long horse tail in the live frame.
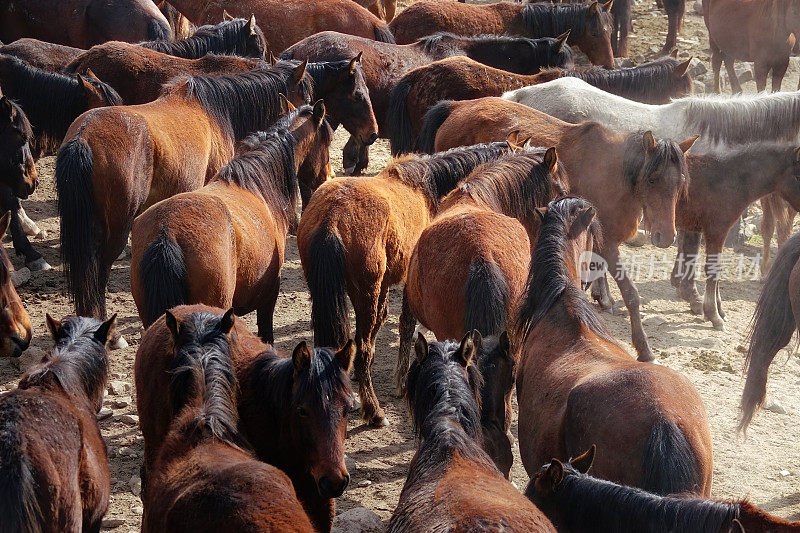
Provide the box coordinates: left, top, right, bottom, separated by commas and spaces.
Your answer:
417, 100, 453, 154
464, 258, 508, 337
388, 78, 414, 155
56, 137, 102, 317
740, 234, 800, 432
0, 431, 43, 533
308, 226, 350, 348
640, 418, 700, 496
374, 22, 396, 43
139, 229, 187, 328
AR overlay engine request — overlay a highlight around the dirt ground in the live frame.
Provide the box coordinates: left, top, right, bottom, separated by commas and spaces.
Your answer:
3, 1, 800, 530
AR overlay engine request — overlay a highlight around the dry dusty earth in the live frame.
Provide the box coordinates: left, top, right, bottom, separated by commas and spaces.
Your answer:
3, 1, 800, 530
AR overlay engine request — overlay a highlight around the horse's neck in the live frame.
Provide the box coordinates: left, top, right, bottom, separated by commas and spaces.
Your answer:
695, 149, 785, 203
739, 501, 800, 532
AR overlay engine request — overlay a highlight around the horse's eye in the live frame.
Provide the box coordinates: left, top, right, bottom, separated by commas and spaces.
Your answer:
648, 178, 655, 184
297, 406, 309, 418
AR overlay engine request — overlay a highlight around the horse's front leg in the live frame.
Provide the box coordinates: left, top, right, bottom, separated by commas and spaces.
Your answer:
724, 57, 743, 94
770, 58, 789, 92
0, 186, 49, 271
256, 276, 280, 345
395, 288, 417, 396
590, 273, 615, 312
678, 231, 703, 315
753, 61, 770, 93
710, 42, 723, 93
703, 237, 726, 330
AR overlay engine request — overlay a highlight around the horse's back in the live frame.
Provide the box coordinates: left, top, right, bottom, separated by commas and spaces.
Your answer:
389, 1, 516, 44
0, 38, 83, 72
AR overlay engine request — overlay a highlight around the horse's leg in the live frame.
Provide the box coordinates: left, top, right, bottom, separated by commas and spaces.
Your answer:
257, 276, 280, 345
605, 245, 655, 362
590, 273, 614, 312
352, 277, 387, 427
678, 231, 704, 315
770, 58, 789, 92
662, 0, 684, 55
776, 202, 796, 249
671, 229, 685, 288
724, 57, 743, 94
384, 0, 396, 22
761, 196, 776, 275
710, 42, 723, 93
0, 186, 49, 271
16, 205, 41, 237
753, 61, 770, 92
395, 288, 417, 396
715, 282, 726, 321
702, 237, 726, 330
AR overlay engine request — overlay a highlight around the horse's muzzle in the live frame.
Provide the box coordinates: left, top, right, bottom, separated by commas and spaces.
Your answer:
318, 473, 350, 498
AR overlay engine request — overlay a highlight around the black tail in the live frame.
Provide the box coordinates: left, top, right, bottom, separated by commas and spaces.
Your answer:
308, 227, 350, 348
0, 430, 43, 533
640, 418, 699, 495
417, 100, 453, 154
464, 258, 508, 337
388, 79, 414, 155
740, 233, 800, 432
374, 23, 396, 44
139, 229, 187, 328
56, 137, 101, 317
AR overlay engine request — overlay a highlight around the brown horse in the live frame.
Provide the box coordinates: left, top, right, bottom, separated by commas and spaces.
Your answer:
389, 1, 613, 68
740, 231, 800, 433
761, 195, 798, 274
141, 310, 315, 533
297, 141, 517, 426
0, 39, 83, 72
56, 62, 313, 330
282, 30, 573, 174
527, 448, 800, 532
419, 97, 697, 362
388, 56, 693, 154
0, 211, 32, 357
0, 0, 170, 48
166, 0, 395, 53
516, 196, 713, 496
130, 101, 333, 339
669, 144, 800, 329
0, 314, 116, 532
389, 332, 556, 532
158, 0, 194, 39
352, 0, 397, 23
135, 305, 355, 532
704, 0, 800, 93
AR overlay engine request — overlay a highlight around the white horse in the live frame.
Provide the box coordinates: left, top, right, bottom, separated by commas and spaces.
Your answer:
502, 77, 800, 151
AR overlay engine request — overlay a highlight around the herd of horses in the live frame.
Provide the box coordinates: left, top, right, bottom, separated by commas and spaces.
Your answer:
1, 0, 800, 531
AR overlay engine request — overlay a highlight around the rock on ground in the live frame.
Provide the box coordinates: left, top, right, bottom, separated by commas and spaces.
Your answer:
332, 507, 384, 533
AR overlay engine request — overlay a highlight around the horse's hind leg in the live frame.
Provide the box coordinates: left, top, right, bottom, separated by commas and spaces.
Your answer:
710, 42, 723, 93
702, 237, 726, 330
384, 0, 396, 22
257, 276, 280, 345
661, 0, 684, 55
671, 229, 685, 288
396, 288, 417, 396
605, 245, 655, 362
761, 196, 776, 275
770, 58, 789, 92
590, 273, 615, 312
724, 57, 743, 94
352, 278, 387, 427
0, 186, 49, 271
678, 231, 703, 315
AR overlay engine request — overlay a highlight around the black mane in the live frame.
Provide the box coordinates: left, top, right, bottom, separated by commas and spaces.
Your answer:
622, 131, 689, 194
522, 3, 611, 38
416, 33, 573, 67
141, 18, 267, 60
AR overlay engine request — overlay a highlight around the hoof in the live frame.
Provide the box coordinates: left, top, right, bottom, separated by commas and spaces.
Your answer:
27, 257, 51, 271
10, 267, 30, 287
637, 353, 656, 363
690, 301, 704, 315
111, 335, 129, 350
712, 320, 726, 331
343, 165, 356, 175
367, 416, 389, 428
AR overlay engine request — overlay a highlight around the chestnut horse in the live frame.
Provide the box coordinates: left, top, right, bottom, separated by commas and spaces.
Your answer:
388, 56, 693, 154
0, 212, 32, 357
516, 197, 713, 496
527, 449, 799, 532
136, 305, 355, 532
297, 141, 516, 426
130, 102, 333, 338
390, 332, 556, 532
141, 310, 315, 533
165, 0, 395, 53
282, 30, 573, 174
669, 144, 800, 329
419, 97, 697, 362
0, 314, 116, 532
56, 62, 313, 329
704, 0, 800, 93
389, 1, 613, 68
0, 0, 170, 48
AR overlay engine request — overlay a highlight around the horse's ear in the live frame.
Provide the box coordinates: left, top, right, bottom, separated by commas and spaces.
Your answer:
292, 341, 313, 373
555, 30, 570, 52
0, 210, 10, 236
95, 314, 118, 346
541, 460, 564, 490
669, 48, 679, 59
499, 331, 511, 355
456, 330, 480, 367
349, 52, 363, 76
83, 68, 101, 83
279, 93, 295, 114
222, 9, 234, 21
602, 0, 613, 12
414, 333, 428, 363
248, 14, 257, 35
506, 130, 522, 151
535, 207, 547, 222
678, 134, 699, 153
45, 313, 62, 342
674, 57, 691, 78
573, 206, 597, 235
642, 131, 656, 153
586, 1, 599, 17
0, 96, 15, 124
292, 59, 308, 84
335, 340, 355, 373
544, 147, 558, 173
570, 444, 596, 474
312, 99, 326, 127
794, 146, 800, 162
165, 310, 180, 342
219, 308, 236, 335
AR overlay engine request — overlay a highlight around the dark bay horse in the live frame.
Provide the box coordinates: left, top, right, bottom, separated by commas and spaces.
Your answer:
166, 0, 395, 53
388, 56, 692, 155
56, 62, 313, 333
136, 305, 355, 532
0, 314, 116, 532
297, 141, 517, 427
0, 211, 32, 357
669, 144, 800, 329
704, 0, 800, 92
389, 1, 613, 68
527, 449, 800, 532
0, 39, 83, 72
141, 16, 266, 59
130, 102, 333, 339
389, 333, 556, 532
0, 0, 170, 48
516, 197, 713, 496
420, 97, 697, 362
740, 232, 800, 433
282, 30, 573, 174
141, 310, 315, 533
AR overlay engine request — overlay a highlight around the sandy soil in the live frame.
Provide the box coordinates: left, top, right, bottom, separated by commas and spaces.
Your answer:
3, 1, 800, 530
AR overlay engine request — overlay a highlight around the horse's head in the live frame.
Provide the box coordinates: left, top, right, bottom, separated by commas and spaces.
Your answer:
626, 131, 696, 248
77, 69, 123, 109
240, 15, 268, 60
343, 134, 370, 176
0, 213, 30, 357
526, 446, 595, 521
282, 59, 314, 109
476, 331, 517, 478
0, 97, 37, 198
289, 340, 355, 499
577, 2, 614, 69
542, 32, 574, 71
290, 100, 335, 207
672, 57, 693, 98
